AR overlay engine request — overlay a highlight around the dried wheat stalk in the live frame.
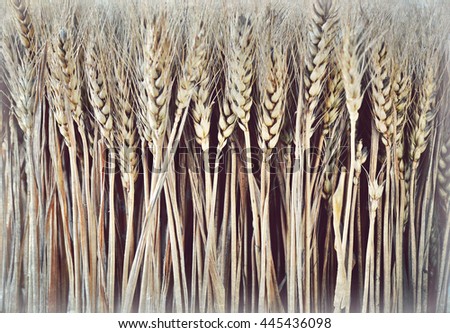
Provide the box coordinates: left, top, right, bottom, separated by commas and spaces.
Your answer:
391, 57, 411, 312
1, 0, 449, 315
303, 0, 338, 312
408, 55, 439, 310
110, 37, 139, 312
4, 0, 40, 312
256, 16, 287, 311
371, 40, 394, 311
335, 20, 365, 313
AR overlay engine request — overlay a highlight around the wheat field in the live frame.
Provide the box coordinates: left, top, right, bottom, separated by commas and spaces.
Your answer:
0, 0, 449, 313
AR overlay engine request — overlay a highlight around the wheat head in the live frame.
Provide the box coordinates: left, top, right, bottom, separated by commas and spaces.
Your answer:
392, 61, 411, 179
371, 41, 393, 146
138, 12, 172, 152
257, 29, 288, 154
304, 0, 337, 118
85, 38, 113, 147
227, 13, 255, 131
408, 59, 438, 167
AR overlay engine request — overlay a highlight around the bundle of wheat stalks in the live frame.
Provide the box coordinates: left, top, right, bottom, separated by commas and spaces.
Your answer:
0, 0, 449, 313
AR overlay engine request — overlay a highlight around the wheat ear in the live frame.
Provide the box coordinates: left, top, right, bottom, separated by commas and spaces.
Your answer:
319, 60, 344, 200
139, 14, 172, 151
392, 62, 411, 179
5, 0, 40, 311
184, 19, 226, 312
371, 40, 394, 311
391, 60, 411, 312
136, 12, 179, 312
85, 33, 116, 312
408, 58, 438, 310
136, 14, 169, 311
336, 23, 365, 312
371, 42, 393, 145
304, 0, 337, 117
307, 0, 338, 184
409, 64, 438, 168
323, 64, 344, 137
85, 41, 113, 147
111, 45, 139, 311
191, 27, 213, 152
257, 27, 287, 311
9, 0, 35, 56
55, 29, 85, 130
48, 46, 70, 145
304, 0, 338, 312
225, 13, 260, 307
54, 26, 93, 311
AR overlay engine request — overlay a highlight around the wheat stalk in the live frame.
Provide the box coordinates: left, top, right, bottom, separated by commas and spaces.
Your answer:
256, 16, 287, 311
183, 18, 225, 312
136, 12, 170, 311
408, 55, 438, 310
363, 178, 384, 312
301, 0, 338, 313
371, 40, 394, 311
336, 21, 365, 313
4, 0, 41, 311
391, 59, 411, 312
1, 0, 450, 314
224, 12, 261, 311
109, 35, 139, 312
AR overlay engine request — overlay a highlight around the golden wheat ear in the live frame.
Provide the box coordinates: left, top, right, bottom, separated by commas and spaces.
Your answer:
9, 0, 35, 55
